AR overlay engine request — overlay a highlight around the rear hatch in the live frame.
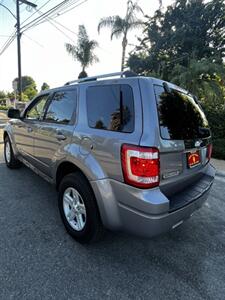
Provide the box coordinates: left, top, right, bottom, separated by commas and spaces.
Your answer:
153, 82, 212, 207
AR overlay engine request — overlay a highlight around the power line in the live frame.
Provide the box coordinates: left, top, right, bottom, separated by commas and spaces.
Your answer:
52, 0, 87, 18
23, 32, 44, 47
36, 7, 78, 37
0, 32, 16, 56
21, 0, 86, 33
29, 0, 80, 29
20, 0, 51, 25
20, 0, 73, 31
35, 9, 76, 42
0, 0, 88, 56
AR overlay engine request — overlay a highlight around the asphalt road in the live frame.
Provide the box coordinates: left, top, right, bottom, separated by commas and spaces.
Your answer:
0, 134, 225, 299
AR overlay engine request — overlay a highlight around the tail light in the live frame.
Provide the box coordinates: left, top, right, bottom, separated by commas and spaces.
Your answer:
121, 144, 160, 189
207, 144, 212, 160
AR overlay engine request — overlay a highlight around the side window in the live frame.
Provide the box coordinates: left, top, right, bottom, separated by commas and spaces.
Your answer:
87, 84, 134, 133
44, 90, 77, 124
25, 94, 49, 120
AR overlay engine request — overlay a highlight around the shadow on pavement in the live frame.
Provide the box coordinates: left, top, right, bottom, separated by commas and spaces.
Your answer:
0, 157, 224, 299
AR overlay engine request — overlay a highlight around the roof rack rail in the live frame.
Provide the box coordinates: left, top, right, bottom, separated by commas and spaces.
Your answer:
64, 70, 138, 86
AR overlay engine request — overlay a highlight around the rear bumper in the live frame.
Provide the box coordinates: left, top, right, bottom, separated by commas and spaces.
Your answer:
117, 188, 211, 238
91, 163, 215, 238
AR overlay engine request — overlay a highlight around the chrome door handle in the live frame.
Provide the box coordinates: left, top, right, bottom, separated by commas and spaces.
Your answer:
56, 132, 67, 141
27, 127, 33, 133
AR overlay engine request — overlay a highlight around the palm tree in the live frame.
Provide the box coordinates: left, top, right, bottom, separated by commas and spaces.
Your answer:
65, 25, 99, 79
98, 0, 143, 71
170, 58, 225, 109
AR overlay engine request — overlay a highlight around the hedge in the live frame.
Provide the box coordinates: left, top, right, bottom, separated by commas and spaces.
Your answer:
0, 106, 9, 111
212, 138, 225, 160
204, 107, 225, 160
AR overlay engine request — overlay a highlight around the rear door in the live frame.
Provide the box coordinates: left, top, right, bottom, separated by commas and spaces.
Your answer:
78, 79, 143, 182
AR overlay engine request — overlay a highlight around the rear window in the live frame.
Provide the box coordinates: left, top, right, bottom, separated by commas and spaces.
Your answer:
154, 85, 210, 140
87, 84, 134, 133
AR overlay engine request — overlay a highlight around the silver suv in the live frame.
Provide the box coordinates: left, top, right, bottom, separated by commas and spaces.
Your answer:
3, 72, 215, 243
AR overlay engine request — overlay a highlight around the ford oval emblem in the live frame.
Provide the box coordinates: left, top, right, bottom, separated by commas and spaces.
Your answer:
195, 140, 201, 147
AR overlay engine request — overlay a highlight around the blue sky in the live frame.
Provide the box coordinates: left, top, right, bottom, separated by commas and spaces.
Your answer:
0, 0, 171, 91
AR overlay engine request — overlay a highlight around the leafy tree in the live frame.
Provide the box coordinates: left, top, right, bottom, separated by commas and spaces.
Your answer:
127, 0, 225, 113
23, 87, 36, 100
128, 0, 225, 77
98, 0, 143, 71
41, 82, 50, 91
7, 92, 15, 99
169, 58, 225, 107
12, 76, 38, 101
65, 25, 99, 78
127, 0, 225, 159
0, 91, 6, 99
13, 76, 37, 93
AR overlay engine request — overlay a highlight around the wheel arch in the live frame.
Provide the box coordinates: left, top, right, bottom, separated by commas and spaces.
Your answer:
55, 161, 110, 229
3, 130, 18, 155
56, 161, 90, 190
3, 130, 9, 141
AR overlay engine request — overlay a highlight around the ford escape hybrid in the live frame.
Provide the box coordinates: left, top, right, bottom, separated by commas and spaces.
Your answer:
3, 72, 215, 243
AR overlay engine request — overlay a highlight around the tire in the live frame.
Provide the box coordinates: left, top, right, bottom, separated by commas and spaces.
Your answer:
58, 172, 104, 244
4, 136, 21, 169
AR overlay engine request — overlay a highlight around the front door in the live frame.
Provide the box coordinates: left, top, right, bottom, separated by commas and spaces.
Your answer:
14, 94, 50, 163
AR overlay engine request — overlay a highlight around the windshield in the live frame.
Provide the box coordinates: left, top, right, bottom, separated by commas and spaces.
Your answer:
154, 85, 210, 140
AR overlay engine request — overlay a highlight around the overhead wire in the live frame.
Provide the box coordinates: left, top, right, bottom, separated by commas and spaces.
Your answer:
0, 1, 47, 55
20, 0, 74, 31
20, 0, 52, 26
52, 0, 87, 18
0, 0, 88, 55
35, 8, 76, 42
23, 32, 44, 48
21, 0, 86, 33
35, 7, 78, 37
0, 31, 17, 55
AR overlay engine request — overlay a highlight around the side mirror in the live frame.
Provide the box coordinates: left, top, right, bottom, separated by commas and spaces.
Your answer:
7, 108, 21, 119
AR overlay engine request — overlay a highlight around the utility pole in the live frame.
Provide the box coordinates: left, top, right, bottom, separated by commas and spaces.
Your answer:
16, 0, 22, 101
16, 0, 37, 101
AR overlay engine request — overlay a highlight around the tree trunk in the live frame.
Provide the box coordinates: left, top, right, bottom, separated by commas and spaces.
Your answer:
78, 68, 88, 79
121, 36, 128, 71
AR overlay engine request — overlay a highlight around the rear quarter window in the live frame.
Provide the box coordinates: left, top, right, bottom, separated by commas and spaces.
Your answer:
86, 84, 134, 133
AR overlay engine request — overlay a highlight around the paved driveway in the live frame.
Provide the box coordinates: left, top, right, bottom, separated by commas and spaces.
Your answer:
0, 111, 7, 119
0, 132, 225, 299
0, 111, 7, 128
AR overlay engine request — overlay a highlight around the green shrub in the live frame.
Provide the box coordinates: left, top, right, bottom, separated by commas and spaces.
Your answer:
212, 138, 225, 160
0, 105, 10, 111
205, 108, 225, 140
203, 106, 225, 159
